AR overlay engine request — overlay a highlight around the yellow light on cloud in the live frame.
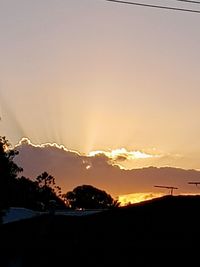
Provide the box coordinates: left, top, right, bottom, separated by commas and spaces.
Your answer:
15, 137, 81, 155
88, 148, 157, 160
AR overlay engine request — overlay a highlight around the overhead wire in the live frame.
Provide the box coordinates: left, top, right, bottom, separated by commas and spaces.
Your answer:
106, 0, 200, 13
173, 0, 200, 4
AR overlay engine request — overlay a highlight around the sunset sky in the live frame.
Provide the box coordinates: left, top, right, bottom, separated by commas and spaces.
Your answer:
1, 0, 200, 173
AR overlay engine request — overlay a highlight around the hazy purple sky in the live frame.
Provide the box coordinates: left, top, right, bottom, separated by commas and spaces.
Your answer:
1, 0, 200, 170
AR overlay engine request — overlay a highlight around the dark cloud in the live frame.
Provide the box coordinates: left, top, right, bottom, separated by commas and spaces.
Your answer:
14, 141, 200, 198
114, 155, 128, 162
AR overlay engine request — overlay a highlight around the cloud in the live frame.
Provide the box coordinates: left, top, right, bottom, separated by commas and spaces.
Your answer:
88, 148, 158, 160
88, 147, 161, 169
14, 138, 200, 199
114, 155, 128, 162
16, 137, 81, 155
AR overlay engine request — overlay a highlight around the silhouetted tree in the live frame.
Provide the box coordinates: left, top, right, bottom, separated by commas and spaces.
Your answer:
0, 136, 23, 213
0, 136, 66, 219
36, 171, 55, 188
36, 172, 65, 211
53, 185, 62, 198
13, 176, 42, 210
65, 184, 119, 209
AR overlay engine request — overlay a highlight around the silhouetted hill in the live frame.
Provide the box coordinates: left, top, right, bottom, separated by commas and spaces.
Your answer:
1, 195, 200, 266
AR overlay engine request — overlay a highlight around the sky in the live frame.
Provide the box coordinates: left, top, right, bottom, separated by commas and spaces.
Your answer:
1, 0, 200, 171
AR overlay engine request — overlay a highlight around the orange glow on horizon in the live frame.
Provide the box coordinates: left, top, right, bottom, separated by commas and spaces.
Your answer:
118, 192, 200, 206
118, 192, 165, 206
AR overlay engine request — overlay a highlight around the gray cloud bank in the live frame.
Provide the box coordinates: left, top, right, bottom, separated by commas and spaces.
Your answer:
14, 139, 200, 197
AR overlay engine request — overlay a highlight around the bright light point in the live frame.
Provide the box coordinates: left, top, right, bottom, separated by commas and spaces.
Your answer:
86, 165, 91, 170
88, 148, 159, 160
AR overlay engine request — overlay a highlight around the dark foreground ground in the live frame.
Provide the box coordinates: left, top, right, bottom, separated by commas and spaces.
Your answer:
1, 195, 200, 266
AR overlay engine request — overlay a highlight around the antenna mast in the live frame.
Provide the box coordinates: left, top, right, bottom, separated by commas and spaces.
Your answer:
188, 182, 200, 187
154, 185, 178, 196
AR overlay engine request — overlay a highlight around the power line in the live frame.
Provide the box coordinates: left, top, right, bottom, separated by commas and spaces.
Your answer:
174, 0, 200, 4
106, 0, 200, 13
